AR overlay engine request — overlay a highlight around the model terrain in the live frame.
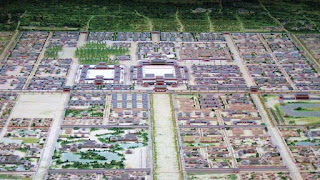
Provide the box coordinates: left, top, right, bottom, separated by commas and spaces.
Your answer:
0, 0, 320, 180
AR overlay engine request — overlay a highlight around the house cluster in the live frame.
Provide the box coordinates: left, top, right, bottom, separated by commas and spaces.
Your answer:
226, 127, 267, 137
176, 96, 218, 126
160, 32, 194, 42
298, 34, 320, 60
0, 32, 12, 53
174, 93, 284, 173
131, 59, 189, 88
0, 31, 48, 89
160, 32, 226, 42
179, 43, 232, 62
109, 93, 149, 126
137, 42, 176, 61
88, 32, 114, 42
27, 58, 72, 90
0, 127, 49, 171
233, 33, 291, 90
88, 32, 151, 42
240, 172, 292, 180
47, 171, 150, 180
279, 126, 320, 172
220, 93, 262, 126
189, 65, 247, 91
180, 127, 232, 169
49, 31, 79, 48
194, 33, 226, 42
263, 33, 320, 90
111, 93, 149, 109
9, 118, 52, 128
63, 92, 105, 126
0, 92, 17, 127
117, 32, 151, 41
230, 136, 284, 168
301, 172, 320, 180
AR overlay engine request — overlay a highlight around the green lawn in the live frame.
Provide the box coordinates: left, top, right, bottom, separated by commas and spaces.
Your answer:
12, 137, 39, 143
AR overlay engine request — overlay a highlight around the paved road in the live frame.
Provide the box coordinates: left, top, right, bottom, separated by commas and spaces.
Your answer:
153, 94, 181, 180
0, 30, 19, 62
258, 34, 297, 90
23, 32, 53, 89
252, 94, 303, 180
34, 93, 69, 180
225, 34, 255, 87
65, 32, 86, 86
225, 34, 303, 180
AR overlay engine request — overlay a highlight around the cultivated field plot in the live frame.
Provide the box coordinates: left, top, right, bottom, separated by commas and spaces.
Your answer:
278, 126, 320, 172
232, 33, 292, 91
0, 32, 12, 54
263, 94, 320, 125
50, 127, 150, 169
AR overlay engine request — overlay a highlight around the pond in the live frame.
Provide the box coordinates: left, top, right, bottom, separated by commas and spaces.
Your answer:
280, 103, 320, 117
119, 142, 144, 149
295, 141, 320, 146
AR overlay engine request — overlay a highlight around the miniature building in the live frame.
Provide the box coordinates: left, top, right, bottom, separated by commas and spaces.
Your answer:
131, 59, 189, 87
295, 92, 310, 100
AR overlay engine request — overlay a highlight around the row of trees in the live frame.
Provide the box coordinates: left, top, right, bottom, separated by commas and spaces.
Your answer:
75, 43, 129, 65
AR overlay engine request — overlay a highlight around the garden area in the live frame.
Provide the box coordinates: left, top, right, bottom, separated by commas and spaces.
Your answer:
65, 105, 104, 118
273, 101, 320, 125
51, 128, 149, 169
44, 45, 62, 58
75, 43, 129, 65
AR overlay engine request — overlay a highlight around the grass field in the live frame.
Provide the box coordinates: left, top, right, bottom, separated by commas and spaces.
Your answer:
12, 137, 39, 143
